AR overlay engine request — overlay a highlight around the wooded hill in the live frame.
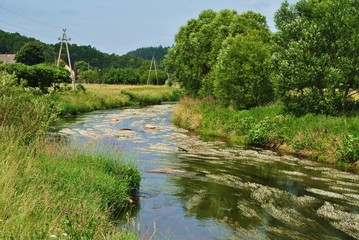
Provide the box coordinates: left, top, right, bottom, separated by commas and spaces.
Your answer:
0, 29, 169, 84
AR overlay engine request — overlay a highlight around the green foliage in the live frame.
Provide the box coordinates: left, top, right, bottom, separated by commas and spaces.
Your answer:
272, 0, 359, 115
2, 63, 71, 92
0, 71, 57, 141
102, 68, 140, 84
0, 30, 38, 55
74, 60, 89, 72
76, 83, 86, 92
213, 32, 273, 109
164, 9, 217, 96
121, 87, 182, 106
337, 134, 359, 164
78, 69, 100, 83
173, 98, 359, 164
245, 116, 282, 147
14, 41, 46, 65
0, 71, 140, 239
126, 45, 169, 63
164, 9, 273, 110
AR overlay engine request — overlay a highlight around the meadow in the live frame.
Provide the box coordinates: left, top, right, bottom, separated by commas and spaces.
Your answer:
51, 83, 182, 115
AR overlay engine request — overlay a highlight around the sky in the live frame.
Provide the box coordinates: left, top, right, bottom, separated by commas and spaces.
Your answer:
0, 0, 298, 55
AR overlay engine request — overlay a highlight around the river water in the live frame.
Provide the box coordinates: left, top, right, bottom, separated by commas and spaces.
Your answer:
53, 104, 359, 240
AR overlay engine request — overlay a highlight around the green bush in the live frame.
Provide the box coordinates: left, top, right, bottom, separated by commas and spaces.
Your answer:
0, 71, 57, 142
1, 63, 71, 92
337, 134, 359, 163
245, 117, 277, 147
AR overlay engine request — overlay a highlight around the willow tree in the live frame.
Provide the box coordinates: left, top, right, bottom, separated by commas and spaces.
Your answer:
213, 32, 272, 109
164, 9, 274, 107
164, 10, 217, 96
211, 11, 273, 109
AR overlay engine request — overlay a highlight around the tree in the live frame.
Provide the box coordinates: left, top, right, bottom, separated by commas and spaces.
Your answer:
213, 32, 273, 109
79, 69, 100, 83
15, 41, 46, 65
272, 0, 359, 115
164, 9, 217, 96
74, 60, 89, 72
164, 9, 273, 109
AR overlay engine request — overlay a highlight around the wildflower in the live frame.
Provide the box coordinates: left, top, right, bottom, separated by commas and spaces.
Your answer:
49, 234, 57, 239
64, 210, 69, 215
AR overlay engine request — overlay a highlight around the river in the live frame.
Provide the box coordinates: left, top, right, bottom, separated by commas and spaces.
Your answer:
53, 104, 359, 240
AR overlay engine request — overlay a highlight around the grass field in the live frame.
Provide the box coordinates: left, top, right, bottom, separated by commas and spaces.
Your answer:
52, 84, 182, 115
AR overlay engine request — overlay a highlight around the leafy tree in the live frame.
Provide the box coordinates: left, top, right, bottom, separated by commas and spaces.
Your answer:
79, 69, 100, 83
164, 9, 220, 96
213, 32, 273, 109
165, 9, 273, 108
74, 60, 89, 72
15, 41, 46, 65
272, 0, 359, 115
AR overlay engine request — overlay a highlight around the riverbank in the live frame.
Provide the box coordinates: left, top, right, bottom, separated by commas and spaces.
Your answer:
51, 84, 182, 115
0, 73, 140, 239
173, 98, 359, 168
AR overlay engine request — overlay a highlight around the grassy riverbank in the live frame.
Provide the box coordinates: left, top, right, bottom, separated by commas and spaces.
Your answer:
51, 84, 181, 115
0, 72, 140, 238
173, 98, 359, 167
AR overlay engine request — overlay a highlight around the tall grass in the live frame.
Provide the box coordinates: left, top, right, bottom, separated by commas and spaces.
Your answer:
173, 98, 359, 165
0, 72, 140, 239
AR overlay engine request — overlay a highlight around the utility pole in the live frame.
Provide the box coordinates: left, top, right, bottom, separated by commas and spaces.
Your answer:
57, 29, 75, 89
147, 56, 158, 85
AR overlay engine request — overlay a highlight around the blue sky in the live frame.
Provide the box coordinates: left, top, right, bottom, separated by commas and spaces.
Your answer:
0, 0, 297, 55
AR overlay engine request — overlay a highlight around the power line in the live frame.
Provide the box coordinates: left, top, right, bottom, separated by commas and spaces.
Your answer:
0, 19, 58, 39
0, 6, 120, 54
0, 6, 60, 30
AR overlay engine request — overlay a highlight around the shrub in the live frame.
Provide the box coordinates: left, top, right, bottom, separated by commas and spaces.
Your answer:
0, 71, 57, 141
337, 134, 359, 163
245, 117, 276, 147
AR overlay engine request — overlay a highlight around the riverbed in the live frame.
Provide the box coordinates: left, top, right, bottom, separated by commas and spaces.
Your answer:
53, 104, 359, 240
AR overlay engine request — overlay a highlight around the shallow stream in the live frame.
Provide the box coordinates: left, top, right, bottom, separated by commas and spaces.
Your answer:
53, 104, 359, 240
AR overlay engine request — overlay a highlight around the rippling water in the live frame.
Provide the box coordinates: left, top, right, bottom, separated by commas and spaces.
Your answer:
53, 104, 359, 240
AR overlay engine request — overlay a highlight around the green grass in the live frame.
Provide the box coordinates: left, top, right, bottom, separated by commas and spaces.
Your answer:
0, 133, 140, 239
51, 84, 182, 115
173, 98, 359, 165
0, 72, 140, 239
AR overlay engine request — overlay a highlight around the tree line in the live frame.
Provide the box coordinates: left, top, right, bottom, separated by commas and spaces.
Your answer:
164, 0, 358, 116
0, 30, 169, 85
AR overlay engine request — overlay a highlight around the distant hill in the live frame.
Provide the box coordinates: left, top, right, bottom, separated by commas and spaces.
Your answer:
0, 29, 164, 70
0, 30, 37, 54
126, 46, 169, 64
